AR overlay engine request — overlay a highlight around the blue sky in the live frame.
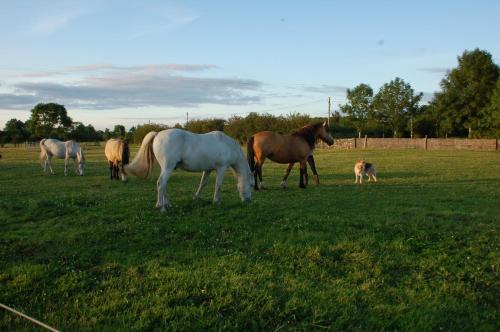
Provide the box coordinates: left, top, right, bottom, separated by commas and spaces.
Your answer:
1, 0, 499, 130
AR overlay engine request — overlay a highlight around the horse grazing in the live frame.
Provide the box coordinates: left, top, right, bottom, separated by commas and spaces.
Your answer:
40, 138, 86, 176
104, 138, 130, 181
124, 129, 253, 212
247, 122, 334, 189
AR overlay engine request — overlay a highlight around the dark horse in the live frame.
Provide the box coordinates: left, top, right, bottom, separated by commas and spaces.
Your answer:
247, 122, 334, 189
104, 138, 130, 181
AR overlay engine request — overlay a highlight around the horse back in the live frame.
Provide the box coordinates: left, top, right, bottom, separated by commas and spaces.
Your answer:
42, 139, 66, 158
105, 139, 124, 164
252, 131, 311, 163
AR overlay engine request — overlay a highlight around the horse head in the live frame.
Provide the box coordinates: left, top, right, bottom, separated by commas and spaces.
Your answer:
236, 152, 253, 202
318, 121, 334, 146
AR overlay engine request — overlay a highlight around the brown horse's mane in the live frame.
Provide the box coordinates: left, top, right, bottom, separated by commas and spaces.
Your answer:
290, 122, 323, 149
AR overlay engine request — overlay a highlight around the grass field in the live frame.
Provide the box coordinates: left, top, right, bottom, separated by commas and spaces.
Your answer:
0, 145, 499, 331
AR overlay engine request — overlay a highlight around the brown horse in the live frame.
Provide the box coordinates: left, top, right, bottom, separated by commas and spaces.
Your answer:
247, 122, 334, 189
104, 138, 130, 181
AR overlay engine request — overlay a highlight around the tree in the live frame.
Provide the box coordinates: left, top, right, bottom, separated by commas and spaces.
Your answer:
373, 77, 423, 137
431, 49, 499, 137
339, 83, 373, 137
4, 118, 30, 144
185, 118, 225, 134
102, 128, 112, 141
125, 126, 136, 141
413, 105, 438, 138
132, 123, 170, 144
113, 125, 126, 138
69, 122, 99, 141
26, 103, 72, 139
478, 80, 500, 137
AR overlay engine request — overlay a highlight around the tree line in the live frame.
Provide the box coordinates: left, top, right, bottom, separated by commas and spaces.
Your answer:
340, 48, 499, 138
1, 48, 498, 145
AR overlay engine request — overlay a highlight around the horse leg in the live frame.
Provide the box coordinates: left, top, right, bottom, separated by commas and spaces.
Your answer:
252, 149, 267, 190
304, 164, 309, 185
307, 155, 320, 185
257, 160, 265, 189
280, 162, 294, 189
299, 160, 307, 188
109, 162, 114, 180
156, 167, 174, 212
47, 156, 54, 174
64, 155, 69, 176
43, 157, 48, 173
74, 158, 79, 175
213, 167, 227, 204
194, 170, 212, 200
253, 161, 260, 190
114, 164, 119, 180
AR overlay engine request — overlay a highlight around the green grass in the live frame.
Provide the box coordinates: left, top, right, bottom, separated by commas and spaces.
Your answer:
0, 145, 499, 331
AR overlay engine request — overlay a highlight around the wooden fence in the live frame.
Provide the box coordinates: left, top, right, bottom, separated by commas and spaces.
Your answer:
318, 136, 499, 151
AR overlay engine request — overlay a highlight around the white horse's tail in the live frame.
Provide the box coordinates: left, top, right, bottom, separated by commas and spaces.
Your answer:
39, 139, 48, 168
124, 131, 158, 179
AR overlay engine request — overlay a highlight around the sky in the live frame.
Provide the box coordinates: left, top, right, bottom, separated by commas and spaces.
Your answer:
0, 0, 499, 130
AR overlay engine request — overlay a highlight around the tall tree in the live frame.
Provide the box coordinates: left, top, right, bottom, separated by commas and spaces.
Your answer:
373, 77, 423, 137
26, 103, 72, 139
431, 49, 499, 137
339, 83, 373, 137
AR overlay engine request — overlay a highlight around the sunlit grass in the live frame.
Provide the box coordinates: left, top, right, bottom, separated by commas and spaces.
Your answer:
1, 145, 499, 330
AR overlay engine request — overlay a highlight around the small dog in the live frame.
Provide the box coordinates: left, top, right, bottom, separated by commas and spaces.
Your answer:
354, 160, 377, 184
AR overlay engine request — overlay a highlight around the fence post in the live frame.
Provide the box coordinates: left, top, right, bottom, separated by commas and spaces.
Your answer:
364, 135, 367, 149
425, 135, 428, 150
496, 138, 498, 151
354, 137, 357, 149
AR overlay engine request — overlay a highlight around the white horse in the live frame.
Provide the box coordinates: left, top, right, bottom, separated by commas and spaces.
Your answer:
40, 138, 86, 176
125, 129, 253, 212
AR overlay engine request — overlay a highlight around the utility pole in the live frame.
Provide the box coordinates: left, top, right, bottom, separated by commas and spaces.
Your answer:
186, 112, 189, 124
327, 97, 331, 126
410, 117, 413, 139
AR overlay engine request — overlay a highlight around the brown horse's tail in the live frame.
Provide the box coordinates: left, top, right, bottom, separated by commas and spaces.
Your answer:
246, 136, 256, 173
124, 131, 157, 179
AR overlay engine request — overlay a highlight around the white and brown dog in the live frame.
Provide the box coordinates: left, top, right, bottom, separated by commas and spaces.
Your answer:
354, 160, 377, 184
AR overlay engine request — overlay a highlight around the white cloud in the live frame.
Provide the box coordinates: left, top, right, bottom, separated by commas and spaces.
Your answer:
0, 63, 262, 110
303, 84, 348, 94
11, 63, 217, 79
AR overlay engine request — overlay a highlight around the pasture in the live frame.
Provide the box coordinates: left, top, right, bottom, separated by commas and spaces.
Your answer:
0, 145, 499, 331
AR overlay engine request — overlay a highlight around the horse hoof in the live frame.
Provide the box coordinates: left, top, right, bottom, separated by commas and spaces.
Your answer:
280, 181, 287, 189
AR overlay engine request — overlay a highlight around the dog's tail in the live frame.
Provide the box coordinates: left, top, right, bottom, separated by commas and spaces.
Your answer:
246, 136, 256, 173
124, 131, 157, 179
